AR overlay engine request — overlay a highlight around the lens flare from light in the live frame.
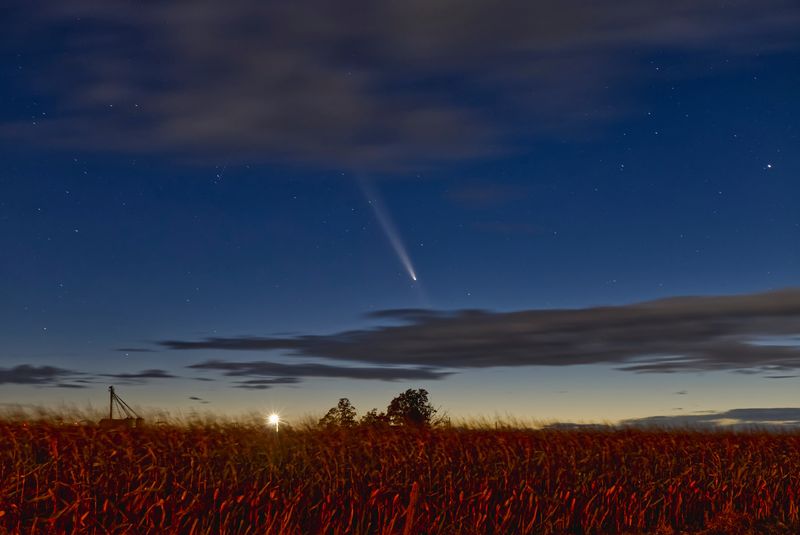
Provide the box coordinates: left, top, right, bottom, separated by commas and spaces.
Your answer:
267, 413, 280, 431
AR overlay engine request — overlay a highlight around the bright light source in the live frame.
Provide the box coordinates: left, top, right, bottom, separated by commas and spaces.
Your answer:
267, 413, 280, 432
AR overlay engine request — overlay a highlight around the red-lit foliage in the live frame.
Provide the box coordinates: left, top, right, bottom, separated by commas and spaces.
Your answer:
1, 421, 799, 533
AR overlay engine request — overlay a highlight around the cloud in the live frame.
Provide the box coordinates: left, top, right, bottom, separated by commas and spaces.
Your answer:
102, 369, 176, 380
188, 360, 452, 382
5, 1, 799, 169
0, 365, 79, 386
0, 365, 177, 388
232, 378, 302, 390
116, 348, 155, 353
621, 408, 800, 429
541, 422, 613, 431
365, 309, 443, 323
166, 339, 305, 352
163, 288, 800, 375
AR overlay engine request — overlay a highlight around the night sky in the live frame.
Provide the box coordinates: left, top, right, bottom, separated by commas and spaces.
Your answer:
2, 1, 800, 425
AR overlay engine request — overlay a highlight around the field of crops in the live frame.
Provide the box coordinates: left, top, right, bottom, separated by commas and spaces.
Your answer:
2, 420, 800, 534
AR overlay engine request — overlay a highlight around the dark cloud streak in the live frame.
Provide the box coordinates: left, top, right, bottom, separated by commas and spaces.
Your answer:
164, 289, 800, 375
99, 369, 177, 385
0, 365, 181, 388
188, 360, 452, 382
232, 377, 301, 390
101, 369, 176, 380
0, 365, 79, 386
621, 408, 800, 428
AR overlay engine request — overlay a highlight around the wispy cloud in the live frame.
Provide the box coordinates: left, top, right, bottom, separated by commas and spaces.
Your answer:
188, 360, 452, 383
0, 365, 80, 386
101, 369, 176, 380
621, 408, 800, 428
0, 365, 178, 388
232, 378, 302, 390
5, 1, 799, 169
163, 288, 800, 376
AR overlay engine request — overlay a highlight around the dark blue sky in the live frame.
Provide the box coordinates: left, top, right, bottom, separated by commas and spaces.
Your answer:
2, 1, 799, 423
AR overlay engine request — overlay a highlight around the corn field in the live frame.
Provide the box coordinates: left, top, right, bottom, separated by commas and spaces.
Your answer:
2, 420, 800, 533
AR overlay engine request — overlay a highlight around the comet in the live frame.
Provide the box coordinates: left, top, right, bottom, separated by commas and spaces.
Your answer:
359, 177, 418, 282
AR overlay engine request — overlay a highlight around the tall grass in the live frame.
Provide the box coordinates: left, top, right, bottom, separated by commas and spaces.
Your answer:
2, 419, 799, 533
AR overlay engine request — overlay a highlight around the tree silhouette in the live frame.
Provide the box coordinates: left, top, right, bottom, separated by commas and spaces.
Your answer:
360, 408, 389, 427
386, 388, 436, 427
319, 398, 357, 428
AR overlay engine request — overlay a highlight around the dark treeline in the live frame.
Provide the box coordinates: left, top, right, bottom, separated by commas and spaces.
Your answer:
318, 388, 446, 428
